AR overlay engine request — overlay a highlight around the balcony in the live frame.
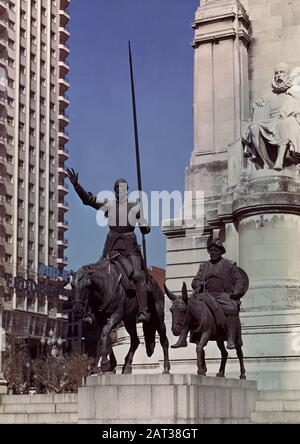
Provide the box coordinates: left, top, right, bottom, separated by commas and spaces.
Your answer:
57, 256, 68, 265
59, 95, 70, 111
59, 60, 69, 77
59, 43, 70, 59
0, 18, 7, 32
0, 135, 6, 146
58, 166, 67, 175
58, 201, 69, 211
0, 116, 5, 127
0, 56, 6, 68
0, 37, 7, 50
58, 147, 70, 160
0, 96, 6, 107
59, 10, 70, 27
58, 131, 69, 144
58, 183, 69, 194
59, 114, 69, 130
59, 27, 70, 44
59, 77, 70, 94
0, 1, 8, 13
57, 238, 68, 247
57, 220, 69, 230
60, 0, 70, 9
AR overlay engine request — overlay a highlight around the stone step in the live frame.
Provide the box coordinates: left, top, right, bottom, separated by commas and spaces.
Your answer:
255, 400, 300, 412
0, 412, 78, 424
0, 402, 78, 414
251, 411, 300, 424
260, 390, 300, 401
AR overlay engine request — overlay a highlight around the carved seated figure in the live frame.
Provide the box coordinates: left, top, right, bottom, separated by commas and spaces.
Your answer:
242, 62, 300, 171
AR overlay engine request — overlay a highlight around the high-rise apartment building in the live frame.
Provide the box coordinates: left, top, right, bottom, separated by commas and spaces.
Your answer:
0, 0, 70, 355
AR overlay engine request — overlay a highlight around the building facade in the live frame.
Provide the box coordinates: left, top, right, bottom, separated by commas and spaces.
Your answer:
0, 0, 70, 355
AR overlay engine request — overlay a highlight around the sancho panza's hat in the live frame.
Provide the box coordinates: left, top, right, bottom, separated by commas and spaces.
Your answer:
207, 238, 226, 254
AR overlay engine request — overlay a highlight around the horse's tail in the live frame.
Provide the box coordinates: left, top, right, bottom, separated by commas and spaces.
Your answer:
143, 321, 157, 357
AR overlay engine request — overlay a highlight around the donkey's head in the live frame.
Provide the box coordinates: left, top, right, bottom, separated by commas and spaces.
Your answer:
164, 282, 188, 336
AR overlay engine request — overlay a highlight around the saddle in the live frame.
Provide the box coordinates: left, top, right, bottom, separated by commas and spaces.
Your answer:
107, 252, 153, 296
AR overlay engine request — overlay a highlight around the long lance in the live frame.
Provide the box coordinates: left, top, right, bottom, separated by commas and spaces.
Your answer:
128, 41, 147, 268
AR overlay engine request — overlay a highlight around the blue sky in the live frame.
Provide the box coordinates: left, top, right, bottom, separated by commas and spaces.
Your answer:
66, 0, 199, 271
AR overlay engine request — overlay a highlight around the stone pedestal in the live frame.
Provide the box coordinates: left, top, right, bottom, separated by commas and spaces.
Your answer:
78, 374, 258, 424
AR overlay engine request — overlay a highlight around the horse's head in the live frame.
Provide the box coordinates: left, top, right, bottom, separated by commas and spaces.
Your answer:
70, 268, 91, 320
164, 282, 188, 336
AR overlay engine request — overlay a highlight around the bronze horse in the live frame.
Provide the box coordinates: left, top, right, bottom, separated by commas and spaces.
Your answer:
164, 283, 246, 379
71, 258, 170, 374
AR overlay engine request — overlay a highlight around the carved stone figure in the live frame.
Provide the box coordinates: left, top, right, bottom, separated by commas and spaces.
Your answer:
242, 62, 300, 171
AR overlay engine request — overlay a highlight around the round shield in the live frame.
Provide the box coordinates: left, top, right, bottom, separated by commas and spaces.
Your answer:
237, 267, 249, 297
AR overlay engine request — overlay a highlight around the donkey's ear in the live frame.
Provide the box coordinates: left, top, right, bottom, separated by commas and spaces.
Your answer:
164, 284, 176, 301
182, 282, 188, 304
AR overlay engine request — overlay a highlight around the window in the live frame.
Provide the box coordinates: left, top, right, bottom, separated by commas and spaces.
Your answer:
41, 25, 46, 34
31, 54, 36, 63
8, 58, 14, 68
29, 147, 35, 155
50, 83, 55, 93
7, 135, 14, 145
17, 257, 23, 266
50, 191, 55, 200
8, 39, 14, 49
40, 188, 45, 197
41, 60, 46, 69
29, 223, 34, 231
41, 42, 46, 52
51, 14, 56, 24
20, 86, 25, 95
29, 165, 35, 173
40, 169, 45, 178
51, 120, 55, 129
50, 156, 55, 165
29, 242, 34, 251
30, 127, 35, 137
21, 28, 26, 38
40, 151, 45, 160
7, 155, 13, 164
8, 97, 14, 107
50, 174, 55, 183
50, 66, 55, 75
18, 178, 24, 188
30, 72, 36, 81
20, 65, 25, 75
18, 199, 24, 209
19, 141, 24, 150
41, 115, 46, 123
20, 47, 26, 56
6, 215, 13, 224
5, 255, 12, 264
7, 117, 14, 126
29, 183, 34, 192
41, 133, 45, 142
39, 208, 44, 217
49, 230, 54, 239
21, 10, 26, 20
50, 138, 55, 147
8, 78, 14, 88
29, 204, 34, 212
8, 20, 15, 31
42, 7, 46, 17
17, 238, 23, 247
9, 2, 15, 12
40, 97, 45, 106
32, 36, 36, 45
31, 18, 36, 27
20, 104, 25, 113
19, 160, 24, 169
5, 235, 12, 244
18, 218, 24, 228
19, 122, 25, 131
51, 50, 56, 59
41, 78, 46, 86
50, 103, 55, 111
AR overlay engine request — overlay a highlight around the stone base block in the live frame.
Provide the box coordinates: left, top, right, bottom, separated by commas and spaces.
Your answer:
78, 374, 258, 424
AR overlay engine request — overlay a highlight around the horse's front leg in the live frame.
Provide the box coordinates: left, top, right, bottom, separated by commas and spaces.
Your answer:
236, 346, 246, 380
99, 313, 122, 373
196, 332, 210, 376
216, 340, 228, 377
